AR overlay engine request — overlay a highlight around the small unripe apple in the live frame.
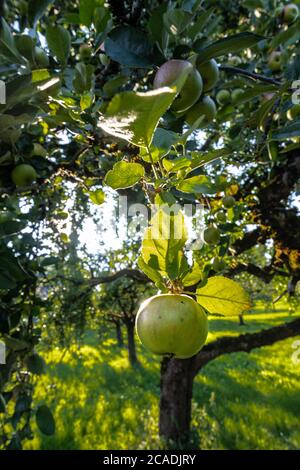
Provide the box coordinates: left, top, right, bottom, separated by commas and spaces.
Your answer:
216, 89, 231, 105
34, 46, 49, 68
99, 53, 110, 66
136, 294, 208, 359
216, 211, 227, 223
185, 95, 217, 127
203, 226, 220, 245
197, 58, 219, 92
231, 88, 244, 104
287, 104, 300, 120
11, 164, 37, 187
222, 195, 236, 208
283, 3, 299, 23
154, 59, 203, 113
79, 44, 92, 61
31, 143, 47, 157
268, 51, 283, 72
212, 256, 226, 272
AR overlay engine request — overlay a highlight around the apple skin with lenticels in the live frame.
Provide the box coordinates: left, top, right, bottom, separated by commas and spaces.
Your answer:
135, 294, 208, 359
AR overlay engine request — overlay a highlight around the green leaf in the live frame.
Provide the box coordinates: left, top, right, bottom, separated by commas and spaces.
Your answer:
0, 220, 26, 237
187, 7, 215, 38
197, 276, 251, 316
163, 156, 191, 173
140, 207, 189, 281
0, 18, 24, 63
182, 262, 202, 287
137, 257, 165, 290
36, 405, 55, 436
230, 84, 277, 105
73, 63, 94, 93
46, 25, 71, 65
251, 94, 277, 131
80, 93, 94, 111
140, 128, 179, 162
98, 67, 190, 148
163, 9, 193, 35
94, 6, 112, 34
98, 88, 177, 147
105, 26, 154, 68
147, 4, 169, 52
177, 175, 217, 194
104, 161, 144, 189
79, 0, 96, 27
88, 189, 105, 204
32, 69, 51, 83
0, 272, 16, 289
271, 121, 300, 140
28, 0, 54, 27
26, 353, 46, 375
103, 75, 129, 98
195, 32, 264, 64
270, 19, 300, 49
188, 148, 230, 171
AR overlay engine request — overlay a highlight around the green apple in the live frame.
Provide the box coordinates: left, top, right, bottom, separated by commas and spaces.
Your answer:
185, 96, 217, 127
11, 164, 37, 187
216, 89, 231, 105
79, 43, 92, 61
153, 59, 203, 113
268, 51, 282, 72
197, 58, 219, 92
135, 294, 208, 359
31, 143, 47, 157
34, 47, 49, 68
283, 3, 299, 23
212, 256, 226, 272
203, 226, 220, 245
216, 211, 227, 223
100, 53, 110, 66
222, 195, 236, 208
287, 104, 300, 120
231, 88, 244, 104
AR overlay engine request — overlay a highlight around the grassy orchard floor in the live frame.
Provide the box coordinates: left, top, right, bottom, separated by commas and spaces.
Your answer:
25, 304, 300, 450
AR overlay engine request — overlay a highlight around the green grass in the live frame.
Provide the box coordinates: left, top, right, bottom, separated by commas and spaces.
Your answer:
24, 304, 300, 450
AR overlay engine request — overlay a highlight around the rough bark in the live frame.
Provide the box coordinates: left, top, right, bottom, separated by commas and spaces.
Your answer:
159, 356, 195, 448
159, 317, 300, 446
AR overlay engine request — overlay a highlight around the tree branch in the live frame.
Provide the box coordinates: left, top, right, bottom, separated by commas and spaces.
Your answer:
89, 268, 149, 286
226, 262, 289, 283
220, 65, 282, 86
192, 317, 300, 375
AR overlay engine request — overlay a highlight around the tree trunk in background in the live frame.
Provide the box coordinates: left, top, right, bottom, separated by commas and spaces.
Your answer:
238, 314, 246, 326
125, 320, 139, 366
115, 321, 123, 347
159, 356, 195, 448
